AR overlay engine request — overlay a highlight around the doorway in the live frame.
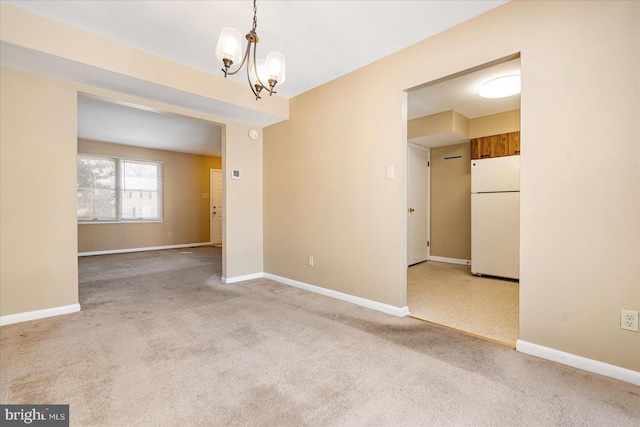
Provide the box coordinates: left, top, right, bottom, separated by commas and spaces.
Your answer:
76, 93, 224, 278
405, 56, 521, 346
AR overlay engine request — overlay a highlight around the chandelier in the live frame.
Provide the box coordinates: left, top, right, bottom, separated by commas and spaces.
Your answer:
215, 0, 286, 100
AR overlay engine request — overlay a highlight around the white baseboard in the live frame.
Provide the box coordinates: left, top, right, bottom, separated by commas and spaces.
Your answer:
78, 242, 212, 257
0, 303, 81, 327
264, 273, 409, 317
222, 272, 265, 284
516, 339, 640, 386
429, 256, 471, 266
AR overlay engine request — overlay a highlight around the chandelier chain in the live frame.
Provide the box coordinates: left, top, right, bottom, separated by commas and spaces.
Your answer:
252, 0, 258, 32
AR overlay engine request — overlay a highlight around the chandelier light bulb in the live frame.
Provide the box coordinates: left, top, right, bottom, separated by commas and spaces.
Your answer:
479, 75, 521, 98
251, 59, 269, 86
215, 27, 242, 65
266, 52, 286, 85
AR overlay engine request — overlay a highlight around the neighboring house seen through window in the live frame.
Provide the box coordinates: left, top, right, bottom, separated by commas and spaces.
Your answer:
77, 154, 163, 221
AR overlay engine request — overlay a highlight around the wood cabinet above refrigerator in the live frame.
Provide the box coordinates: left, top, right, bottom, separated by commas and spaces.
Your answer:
470, 131, 520, 160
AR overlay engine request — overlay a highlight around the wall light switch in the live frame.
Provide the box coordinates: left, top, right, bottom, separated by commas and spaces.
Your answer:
386, 166, 394, 179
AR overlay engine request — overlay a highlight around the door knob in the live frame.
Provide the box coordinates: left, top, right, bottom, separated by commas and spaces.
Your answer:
409, 208, 415, 213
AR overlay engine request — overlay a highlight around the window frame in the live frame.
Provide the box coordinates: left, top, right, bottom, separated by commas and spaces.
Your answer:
77, 153, 163, 223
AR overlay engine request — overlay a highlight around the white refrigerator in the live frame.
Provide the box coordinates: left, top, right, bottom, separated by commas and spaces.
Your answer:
471, 156, 520, 279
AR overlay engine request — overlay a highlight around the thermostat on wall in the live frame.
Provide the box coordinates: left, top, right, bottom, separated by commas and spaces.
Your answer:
248, 129, 259, 140
231, 170, 241, 179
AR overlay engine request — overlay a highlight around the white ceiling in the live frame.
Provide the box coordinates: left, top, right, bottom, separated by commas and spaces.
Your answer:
3, 0, 512, 155
4, 0, 507, 99
78, 95, 223, 157
408, 57, 521, 120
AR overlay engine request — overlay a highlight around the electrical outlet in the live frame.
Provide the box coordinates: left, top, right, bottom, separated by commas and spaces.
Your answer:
620, 309, 638, 332
308, 256, 314, 267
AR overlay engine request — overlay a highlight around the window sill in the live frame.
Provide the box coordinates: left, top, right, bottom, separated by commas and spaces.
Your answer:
78, 220, 163, 225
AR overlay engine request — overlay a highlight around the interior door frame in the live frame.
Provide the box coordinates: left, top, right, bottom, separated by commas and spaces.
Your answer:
408, 142, 431, 262
402, 53, 522, 319
210, 168, 223, 245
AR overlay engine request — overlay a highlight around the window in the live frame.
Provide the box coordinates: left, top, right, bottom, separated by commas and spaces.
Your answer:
121, 159, 162, 220
77, 156, 116, 220
77, 154, 163, 221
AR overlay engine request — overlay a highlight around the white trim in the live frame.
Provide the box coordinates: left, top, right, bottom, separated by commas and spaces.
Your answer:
221, 271, 411, 317
78, 220, 163, 225
222, 272, 264, 284
429, 256, 471, 266
210, 168, 223, 246
264, 273, 410, 317
516, 339, 640, 386
0, 304, 81, 327
78, 242, 211, 257
426, 148, 431, 260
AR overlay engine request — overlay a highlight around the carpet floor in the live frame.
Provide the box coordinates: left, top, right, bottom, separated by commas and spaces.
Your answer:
1, 246, 638, 426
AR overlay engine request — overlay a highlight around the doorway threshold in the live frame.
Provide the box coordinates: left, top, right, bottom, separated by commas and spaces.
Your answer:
408, 314, 516, 348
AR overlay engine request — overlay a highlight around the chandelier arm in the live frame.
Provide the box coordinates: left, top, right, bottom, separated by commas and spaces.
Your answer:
253, 41, 270, 92
246, 45, 261, 100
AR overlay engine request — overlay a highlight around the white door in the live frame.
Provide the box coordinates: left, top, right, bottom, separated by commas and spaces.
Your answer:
210, 169, 223, 245
408, 145, 430, 265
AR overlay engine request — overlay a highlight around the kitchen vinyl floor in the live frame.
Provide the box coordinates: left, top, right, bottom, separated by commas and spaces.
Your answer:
407, 261, 519, 346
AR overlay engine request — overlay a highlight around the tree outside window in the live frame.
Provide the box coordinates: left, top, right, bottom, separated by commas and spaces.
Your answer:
77, 156, 116, 220
77, 154, 162, 221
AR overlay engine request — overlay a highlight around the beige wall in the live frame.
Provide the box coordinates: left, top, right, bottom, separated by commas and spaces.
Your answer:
0, 68, 79, 316
408, 110, 470, 139
452, 111, 470, 137
430, 143, 471, 260
77, 140, 221, 253
264, 1, 639, 371
223, 125, 264, 280
410, 109, 520, 140
264, 85, 406, 306
408, 110, 455, 138
469, 109, 521, 138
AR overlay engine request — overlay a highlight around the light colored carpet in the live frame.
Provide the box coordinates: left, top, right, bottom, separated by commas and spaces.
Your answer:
1, 247, 638, 426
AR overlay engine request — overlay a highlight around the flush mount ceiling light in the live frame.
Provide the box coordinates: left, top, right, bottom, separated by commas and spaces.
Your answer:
479, 75, 521, 99
215, 0, 285, 100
